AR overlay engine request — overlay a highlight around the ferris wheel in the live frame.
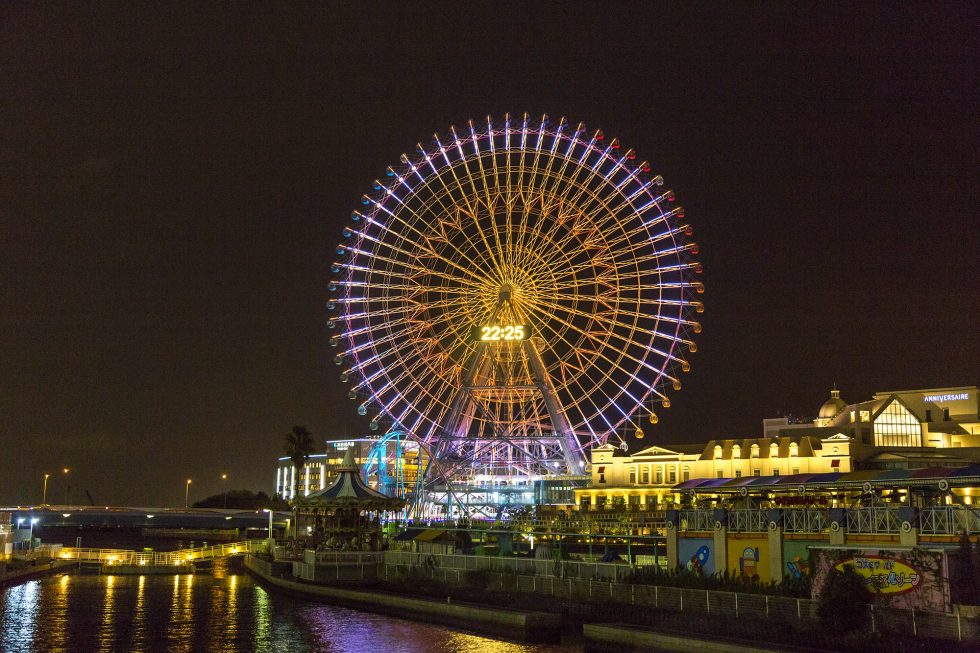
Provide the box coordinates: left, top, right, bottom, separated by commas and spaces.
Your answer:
330, 113, 703, 480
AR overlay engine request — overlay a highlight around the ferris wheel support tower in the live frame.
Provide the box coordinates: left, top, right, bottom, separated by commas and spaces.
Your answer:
434, 284, 583, 480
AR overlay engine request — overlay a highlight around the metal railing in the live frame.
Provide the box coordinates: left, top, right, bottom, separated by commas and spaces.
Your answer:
677, 510, 714, 531
304, 550, 384, 564
56, 539, 264, 566
919, 507, 980, 535
782, 509, 829, 533
846, 507, 902, 534
728, 510, 767, 532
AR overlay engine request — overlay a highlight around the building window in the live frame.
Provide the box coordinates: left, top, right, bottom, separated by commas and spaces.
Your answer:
641, 469, 649, 484
751, 444, 759, 458
580, 496, 591, 509
874, 401, 922, 447
735, 470, 742, 478
789, 443, 798, 457
792, 468, 800, 475
655, 469, 662, 484
668, 470, 676, 483
596, 495, 607, 507
860, 410, 870, 422
629, 468, 636, 484
773, 469, 779, 476
683, 467, 690, 481
629, 495, 641, 506
732, 444, 741, 459
714, 445, 722, 459
770, 443, 779, 458
717, 470, 724, 479
753, 469, 761, 477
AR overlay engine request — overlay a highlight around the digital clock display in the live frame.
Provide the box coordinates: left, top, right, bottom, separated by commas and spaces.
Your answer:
472, 325, 531, 341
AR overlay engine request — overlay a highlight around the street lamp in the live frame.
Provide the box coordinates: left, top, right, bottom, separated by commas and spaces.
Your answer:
185, 479, 192, 508
42, 474, 50, 504
63, 467, 71, 505
221, 473, 229, 509
262, 509, 274, 552
29, 517, 39, 551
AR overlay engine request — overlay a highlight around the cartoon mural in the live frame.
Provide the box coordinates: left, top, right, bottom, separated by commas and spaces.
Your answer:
726, 537, 769, 583
811, 548, 950, 612
782, 539, 821, 580
678, 538, 713, 575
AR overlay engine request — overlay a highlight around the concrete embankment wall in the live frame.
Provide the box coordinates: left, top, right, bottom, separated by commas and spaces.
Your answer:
245, 555, 560, 643
584, 623, 789, 653
0, 560, 75, 588
382, 552, 980, 644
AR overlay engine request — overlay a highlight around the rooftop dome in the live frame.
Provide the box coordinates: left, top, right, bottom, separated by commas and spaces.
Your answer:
818, 387, 847, 419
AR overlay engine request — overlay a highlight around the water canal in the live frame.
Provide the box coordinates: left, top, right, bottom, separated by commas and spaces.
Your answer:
0, 565, 578, 652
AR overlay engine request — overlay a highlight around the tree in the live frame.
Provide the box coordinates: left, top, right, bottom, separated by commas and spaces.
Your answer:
283, 425, 317, 493
817, 564, 871, 633
956, 531, 977, 604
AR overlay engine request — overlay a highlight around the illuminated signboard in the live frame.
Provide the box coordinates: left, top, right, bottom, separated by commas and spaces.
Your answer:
923, 393, 969, 403
471, 325, 531, 341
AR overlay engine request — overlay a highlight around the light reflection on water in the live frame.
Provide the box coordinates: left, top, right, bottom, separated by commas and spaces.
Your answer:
0, 572, 576, 653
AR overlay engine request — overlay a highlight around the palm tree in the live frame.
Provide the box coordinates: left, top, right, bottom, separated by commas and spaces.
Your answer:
283, 425, 317, 497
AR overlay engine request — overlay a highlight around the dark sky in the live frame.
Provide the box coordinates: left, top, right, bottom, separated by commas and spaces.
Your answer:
1, 5, 976, 507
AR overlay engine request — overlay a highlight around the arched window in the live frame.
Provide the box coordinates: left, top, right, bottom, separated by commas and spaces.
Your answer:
789, 443, 798, 457
770, 442, 779, 458
713, 445, 723, 459
732, 444, 741, 459
750, 444, 760, 458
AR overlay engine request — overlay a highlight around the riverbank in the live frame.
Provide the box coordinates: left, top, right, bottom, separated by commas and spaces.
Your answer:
0, 560, 75, 588
244, 554, 562, 643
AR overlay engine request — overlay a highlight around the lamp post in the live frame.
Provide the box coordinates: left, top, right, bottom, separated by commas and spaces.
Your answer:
221, 473, 229, 509
63, 468, 71, 505
263, 509, 274, 552
29, 517, 39, 551
42, 474, 50, 504
185, 479, 192, 508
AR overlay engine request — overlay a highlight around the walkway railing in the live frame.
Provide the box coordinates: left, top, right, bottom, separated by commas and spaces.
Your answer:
782, 508, 828, 533
919, 507, 980, 535
57, 539, 265, 566
728, 509, 767, 532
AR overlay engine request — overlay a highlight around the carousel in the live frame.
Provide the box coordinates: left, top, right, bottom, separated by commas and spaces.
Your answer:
292, 447, 404, 551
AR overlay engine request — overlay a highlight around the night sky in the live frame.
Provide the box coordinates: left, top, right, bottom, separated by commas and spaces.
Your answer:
1, 5, 976, 507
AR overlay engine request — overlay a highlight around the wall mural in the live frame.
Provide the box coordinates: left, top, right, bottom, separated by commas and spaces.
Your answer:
811, 548, 950, 612
678, 538, 713, 575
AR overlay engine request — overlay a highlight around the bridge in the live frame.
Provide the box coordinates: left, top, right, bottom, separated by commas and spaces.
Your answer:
54, 539, 267, 567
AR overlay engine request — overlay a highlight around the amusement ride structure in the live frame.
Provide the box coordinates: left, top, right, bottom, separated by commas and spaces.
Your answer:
330, 114, 702, 518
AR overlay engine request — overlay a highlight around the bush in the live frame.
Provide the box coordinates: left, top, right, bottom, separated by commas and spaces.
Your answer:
817, 564, 871, 633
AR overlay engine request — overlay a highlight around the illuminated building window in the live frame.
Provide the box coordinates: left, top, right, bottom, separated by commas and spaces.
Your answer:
629, 468, 636, 484
789, 443, 798, 457
668, 470, 676, 483
683, 467, 690, 481
874, 401, 922, 447
751, 444, 759, 458
655, 469, 662, 484
860, 410, 870, 422
641, 469, 649, 484
792, 468, 800, 475
770, 443, 779, 457
732, 445, 741, 459
753, 469, 761, 477
735, 470, 742, 478
714, 445, 722, 459
773, 469, 780, 476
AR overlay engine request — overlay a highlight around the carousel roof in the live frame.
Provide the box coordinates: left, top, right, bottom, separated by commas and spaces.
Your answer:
294, 447, 404, 509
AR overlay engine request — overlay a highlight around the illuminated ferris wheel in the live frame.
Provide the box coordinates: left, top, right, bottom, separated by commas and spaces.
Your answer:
330, 113, 703, 481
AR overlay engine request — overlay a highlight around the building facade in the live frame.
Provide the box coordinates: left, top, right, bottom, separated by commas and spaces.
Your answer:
275, 438, 377, 500
575, 385, 980, 510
